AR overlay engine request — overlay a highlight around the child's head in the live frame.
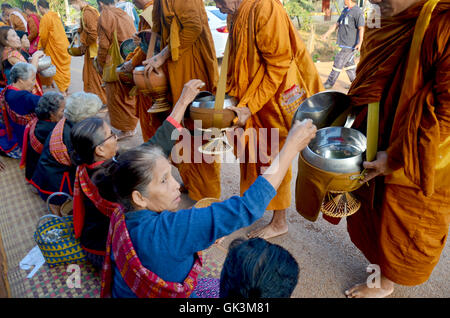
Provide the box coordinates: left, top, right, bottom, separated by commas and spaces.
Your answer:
220, 238, 299, 298
94, 145, 181, 212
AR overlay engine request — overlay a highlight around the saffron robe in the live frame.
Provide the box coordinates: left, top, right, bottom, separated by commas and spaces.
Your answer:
125, 1, 161, 142
226, 0, 323, 210
152, 0, 221, 200
79, 5, 106, 104
346, 0, 450, 286
38, 11, 72, 93
98, 6, 138, 132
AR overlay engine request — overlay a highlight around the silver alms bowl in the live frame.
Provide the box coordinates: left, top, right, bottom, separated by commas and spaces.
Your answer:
292, 90, 351, 129
302, 127, 367, 174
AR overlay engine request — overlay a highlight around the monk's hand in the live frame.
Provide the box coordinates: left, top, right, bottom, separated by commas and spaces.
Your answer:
286, 119, 317, 153
132, 33, 141, 46
228, 106, 251, 128
121, 60, 134, 73
143, 52, 165, 74
360, 151, 394, 183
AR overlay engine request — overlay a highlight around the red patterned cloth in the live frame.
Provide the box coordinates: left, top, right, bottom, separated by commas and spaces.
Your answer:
49, 117, 71, 166
100, 208, 203, 298
0, 85, 36, 141
20, 117, 43, 168
73, 161, 122, 239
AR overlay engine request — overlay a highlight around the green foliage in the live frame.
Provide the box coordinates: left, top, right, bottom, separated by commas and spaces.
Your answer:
284, 0, 315, 31
203, 0, 216, 6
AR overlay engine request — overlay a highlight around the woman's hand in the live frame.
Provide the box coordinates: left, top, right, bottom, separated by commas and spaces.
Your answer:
262, 119, 317, 190
30, 50, 45, 69
285, 119, 317, 153
170, 79, 205, 123
228, 106, 252, 128
359, 151, 394, 183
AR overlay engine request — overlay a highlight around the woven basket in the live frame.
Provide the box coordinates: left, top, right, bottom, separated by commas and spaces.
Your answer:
320, 191, 361, 218
34, 214, 86, 267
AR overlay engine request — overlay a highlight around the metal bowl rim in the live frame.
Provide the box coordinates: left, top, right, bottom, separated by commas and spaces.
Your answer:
306, 126, 367, 161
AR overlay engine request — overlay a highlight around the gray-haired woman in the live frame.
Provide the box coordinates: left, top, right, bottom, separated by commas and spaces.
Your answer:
0, 62, 40, 159
30, 91, 103, 207
22, 91, 65, 181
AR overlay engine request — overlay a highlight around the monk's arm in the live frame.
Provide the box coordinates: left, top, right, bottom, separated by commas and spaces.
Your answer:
241, 3, 292, 114
96, 19, 110, 68
80, 9, 99, 46
172, 0, 202, 56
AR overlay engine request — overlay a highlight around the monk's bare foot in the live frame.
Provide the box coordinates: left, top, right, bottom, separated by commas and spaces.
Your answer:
247, 210, 288, 239
345, 274, 394, 298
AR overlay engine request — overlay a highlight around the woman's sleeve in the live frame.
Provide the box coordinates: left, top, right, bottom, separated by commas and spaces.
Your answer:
157, 176, 277, 259
142, 118, 181, 157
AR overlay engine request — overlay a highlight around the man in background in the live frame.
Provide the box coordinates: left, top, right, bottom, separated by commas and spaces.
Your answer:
321, 0, 365, 89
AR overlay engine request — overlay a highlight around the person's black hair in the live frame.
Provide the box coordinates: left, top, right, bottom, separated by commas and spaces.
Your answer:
1, 4, 12, 10
23, 2, 38, 12
219, 238, 300, 298
70, 117, 106, 166
37, 0, 50, 9
97, 0, 115, 5
92, 145, 165, 210
35, 91, 64, 121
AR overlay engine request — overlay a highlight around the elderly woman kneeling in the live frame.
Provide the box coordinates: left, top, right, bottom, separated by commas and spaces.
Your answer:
21, 91, 65, 182
0, 62, 40, 159
30, 91, 102, 208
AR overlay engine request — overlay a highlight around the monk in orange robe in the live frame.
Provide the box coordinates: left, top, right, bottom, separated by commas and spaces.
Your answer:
122, 0, 162, 142
214, 0, 323, 239
37, 0, 72, 95
23, 2, 40, 55
342, 0, 450, 298
143, 0, 221, 201
69, 0, 106, 104
97, 0, 138, 138
1, 4, 27, 32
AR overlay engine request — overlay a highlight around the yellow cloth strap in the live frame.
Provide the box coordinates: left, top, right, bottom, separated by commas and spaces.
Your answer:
169, 17, 180, 61
366, 102, 379, 162
213, 39, 230, 127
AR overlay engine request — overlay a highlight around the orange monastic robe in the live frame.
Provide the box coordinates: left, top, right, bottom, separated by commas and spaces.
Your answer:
9, 12, 27, 32
98, 6, 137, 132
226, 0, 323, 210
125, 1, 162, 142
26, 13, 39, 44
346, 0, 450, 286
38, 11, 71, 93
79, 5, 106, 104
152, 0, 221, 201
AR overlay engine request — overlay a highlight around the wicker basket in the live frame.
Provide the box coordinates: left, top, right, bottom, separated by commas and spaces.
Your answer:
320, 191, 361, 218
